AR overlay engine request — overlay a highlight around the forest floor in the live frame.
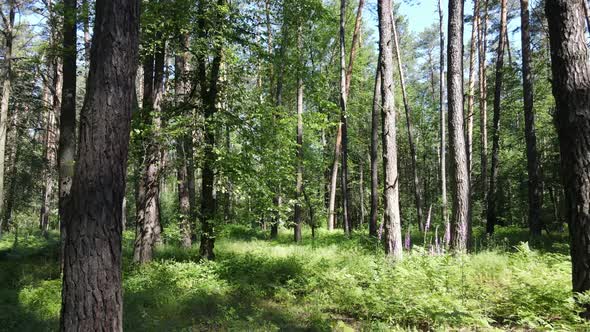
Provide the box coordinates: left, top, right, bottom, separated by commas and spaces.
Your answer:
0, 225, 588, 331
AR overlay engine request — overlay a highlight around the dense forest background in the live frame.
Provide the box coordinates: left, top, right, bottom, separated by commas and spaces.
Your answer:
1, 0, 590, 330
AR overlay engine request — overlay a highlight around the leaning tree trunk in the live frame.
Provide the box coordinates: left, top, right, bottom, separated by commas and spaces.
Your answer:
378, 0, 403, 260
0, 0, 15, 230
60, 0, 139, 329
545, 0, 590, 319
486, 0, 507, 235
448, 0, 470, 252
369, 57, 381, 237
520, 0, 542, 238
392, 12, 424, 231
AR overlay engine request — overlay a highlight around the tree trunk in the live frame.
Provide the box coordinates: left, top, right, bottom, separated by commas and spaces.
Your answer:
133, 43, 165, 264
294, 27, 304, 243
359, 161, 365, 228
479, 0, 489, 216
340, 0, 351, 234
175, 33, 193, 248
466, 0, 479, 179
369, 59, 381, 237
327, 124, 342, 230
438, 0, 448, 229
379, 0, 402, 260
1, 102, 20, 237
448, 0, 470, 252
392, 13, 423, 231
60, 0, 139, 329
520, 0, 542, 237
0, 0, 15, 230
545, 0, 590, 318
486, 0, 507, 235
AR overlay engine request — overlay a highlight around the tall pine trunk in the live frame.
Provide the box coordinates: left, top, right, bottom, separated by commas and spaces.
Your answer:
478, 0, 489, 215
486, 0, 507, 235
448, 0, 470, 252
379, 0, 402, 260
369, 58, 381, 237
520, 0, 542, 237
60, 0, 139, 329
438, 0, 448, 229
545, 0, 590, 319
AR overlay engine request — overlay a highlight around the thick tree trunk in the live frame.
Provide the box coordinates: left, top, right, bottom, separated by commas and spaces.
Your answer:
0, 1, 15, 230
369, 60, 381, 237
520, 0, 542, 237
392, 13, 423, 231
379, 0, 402, 260
479, 0, 489, 215
60, 0, 139, 329
545, 0, 590, 318
438, 0, 448, 229
448, 0, 470, 252
486, 0, 507, 235
133, 43, 165, 264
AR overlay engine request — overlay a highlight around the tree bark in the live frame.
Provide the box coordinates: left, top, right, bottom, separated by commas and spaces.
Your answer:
448, 0, 470, 252
467, 0, 479, 179
133, 42, 165, 264
379, 0, 402, 260
369, 58, 381, 237
521, 0, 542, 237
479, 0, 489, 216
0, 0, 15, 230
327, 124, 342, 231
392, 12, 423, 231
545, 0, 590, 318
438, 0, 448, 229
340, 0, 351, 234
60, 0, 139, 329
486, 0, 507, 235
294, 27, 304, 243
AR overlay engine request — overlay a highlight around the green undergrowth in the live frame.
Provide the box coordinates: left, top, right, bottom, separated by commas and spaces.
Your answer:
0, 226, 588, 331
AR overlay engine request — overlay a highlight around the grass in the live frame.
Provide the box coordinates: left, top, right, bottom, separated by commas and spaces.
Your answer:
0, 225, 587, 331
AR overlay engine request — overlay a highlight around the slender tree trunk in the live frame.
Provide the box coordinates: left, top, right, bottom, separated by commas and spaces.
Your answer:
392, 13, 423, 231
328, 124, 342, 230
448, 0, 470, 252
340, 0, 351, 234
379, 0, 402, 260
369, 59, 381, 237
467, 0, 479, 179
82, 0, 91, 64
1, 103, 20, 237
175, 33, 193, 248
60, 0, 139, 329
521, 0, 542, 237
546, 0, 590, 318
486, 0, 507, 235
359, 161, 365, 228
479, 0, 489, 215
0, 0, 15, 230
294, 28, 304, 243
438, 0, 448, 229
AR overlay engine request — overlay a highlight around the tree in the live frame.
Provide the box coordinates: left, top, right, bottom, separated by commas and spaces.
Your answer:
379, 0, 402, 259
294, 27, 304, 243
369, 58, 381, 237
438, 0, 448, 229
520, 0, 542, 237
478, 0, 489, 217
545, 0, 590, 319
466, 0, 479, 178
447, 0, 470, 251
0, 0, 16, 233
60, 0, 140, 329
486, 0, 507, 235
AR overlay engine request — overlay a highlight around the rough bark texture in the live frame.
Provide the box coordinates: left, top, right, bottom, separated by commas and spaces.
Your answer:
369, 60, 381, 237
133, 44, 165, 264
521, 0, 542, 237
379, 0, 402, 260
60, 0, 139, 329
438, 0, 448, 228
447, 0, 470, 252
545, 0, 590, 318
392, 13, 423, 231
0, 0, 15, 229
486, 0, 507, 235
